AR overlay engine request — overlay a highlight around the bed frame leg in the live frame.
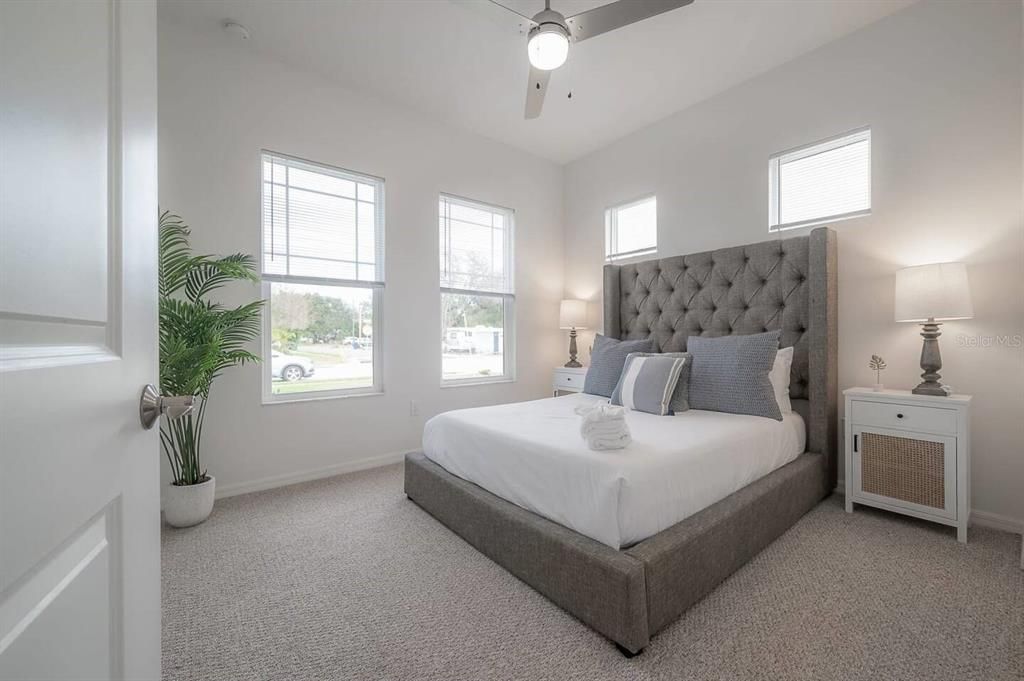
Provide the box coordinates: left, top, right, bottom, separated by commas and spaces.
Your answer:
616, 643, 643, 659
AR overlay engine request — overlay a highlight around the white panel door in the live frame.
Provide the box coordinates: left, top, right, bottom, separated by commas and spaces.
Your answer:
0, 1, 160, 679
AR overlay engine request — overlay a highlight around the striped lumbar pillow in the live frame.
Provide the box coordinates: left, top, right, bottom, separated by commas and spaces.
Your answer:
610, 353, 689, 416
612, 351, 693, 414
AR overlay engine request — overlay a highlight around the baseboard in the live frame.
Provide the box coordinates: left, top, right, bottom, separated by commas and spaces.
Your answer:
214, 450, 412, 500
836, 478, 1023, 535
970, 509, 1024, 534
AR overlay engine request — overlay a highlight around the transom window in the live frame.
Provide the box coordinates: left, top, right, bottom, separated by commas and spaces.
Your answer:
605, 195, 656, 261
439, 194, 515, 385
769, 127, 871, 232
260, 152, 384, 401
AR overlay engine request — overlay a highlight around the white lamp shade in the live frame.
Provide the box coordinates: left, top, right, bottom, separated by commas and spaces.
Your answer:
559, 299, 588, 329
894, 262, 973, 322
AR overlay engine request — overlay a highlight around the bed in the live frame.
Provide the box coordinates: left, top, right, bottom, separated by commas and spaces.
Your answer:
423, 393, 806, 550
405, 227, 837, 655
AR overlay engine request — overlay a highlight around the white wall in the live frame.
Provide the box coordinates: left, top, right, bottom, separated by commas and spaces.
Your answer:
563, 1, 1024, 526
158, 18, 564, 496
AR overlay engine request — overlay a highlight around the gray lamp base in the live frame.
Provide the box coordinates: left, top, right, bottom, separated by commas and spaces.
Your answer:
912, 319, 947, 396
564, 328, 582, 368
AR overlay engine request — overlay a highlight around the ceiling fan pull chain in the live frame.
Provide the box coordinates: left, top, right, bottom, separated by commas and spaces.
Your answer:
567, 46, 573, 100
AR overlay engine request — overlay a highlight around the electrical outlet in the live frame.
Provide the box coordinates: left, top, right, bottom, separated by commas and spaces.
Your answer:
409, 400, 419, 417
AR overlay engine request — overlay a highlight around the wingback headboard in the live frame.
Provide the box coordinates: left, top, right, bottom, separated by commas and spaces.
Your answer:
603, 227, 838, 486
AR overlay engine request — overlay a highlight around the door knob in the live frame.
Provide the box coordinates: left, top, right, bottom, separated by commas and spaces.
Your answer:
139, 385, 195, 430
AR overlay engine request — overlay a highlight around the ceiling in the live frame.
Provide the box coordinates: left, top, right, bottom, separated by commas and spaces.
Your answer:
159, 0, 915, 164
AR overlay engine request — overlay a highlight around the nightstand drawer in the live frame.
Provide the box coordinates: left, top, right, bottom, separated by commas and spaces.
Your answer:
850, 400, 957, 435
553, 371, 584, 390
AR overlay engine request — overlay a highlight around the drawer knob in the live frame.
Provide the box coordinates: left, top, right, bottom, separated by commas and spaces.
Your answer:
896, 413, 904, 419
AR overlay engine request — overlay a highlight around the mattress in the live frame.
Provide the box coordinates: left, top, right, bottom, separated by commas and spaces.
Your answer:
422, 393, 806, 549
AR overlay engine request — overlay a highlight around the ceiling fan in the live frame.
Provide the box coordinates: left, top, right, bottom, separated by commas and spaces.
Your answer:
483, 0, 695, 119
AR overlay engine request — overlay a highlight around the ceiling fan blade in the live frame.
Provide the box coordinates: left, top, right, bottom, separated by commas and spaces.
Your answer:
524, 66, 551, 120
486, 0, 537, 24
451, 0, 537, 34
565, 0, 694, 42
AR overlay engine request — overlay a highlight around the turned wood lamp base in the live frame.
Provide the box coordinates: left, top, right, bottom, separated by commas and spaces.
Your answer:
912, 319, 948, 396
564, 328, 582, 368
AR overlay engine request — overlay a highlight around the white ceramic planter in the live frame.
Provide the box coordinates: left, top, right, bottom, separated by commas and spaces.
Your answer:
164, 476, 216, 528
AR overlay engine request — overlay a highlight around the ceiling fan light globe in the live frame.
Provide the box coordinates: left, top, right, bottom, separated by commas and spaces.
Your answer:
527, 28, 569, 71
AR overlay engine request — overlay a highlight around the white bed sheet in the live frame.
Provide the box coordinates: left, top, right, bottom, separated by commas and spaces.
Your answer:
422, 393, 806, 549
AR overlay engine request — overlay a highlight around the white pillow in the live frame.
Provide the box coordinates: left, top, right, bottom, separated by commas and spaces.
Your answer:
769, 346, 794, 414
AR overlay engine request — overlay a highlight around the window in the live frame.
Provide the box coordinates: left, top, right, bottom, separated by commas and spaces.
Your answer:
605, 195, 656, 261
260, 152, 384, 401
769, 127, 871, 232
439, 194, 514, 384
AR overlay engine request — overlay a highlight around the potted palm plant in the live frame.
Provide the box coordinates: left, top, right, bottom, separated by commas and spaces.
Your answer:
159, 211, 263, 527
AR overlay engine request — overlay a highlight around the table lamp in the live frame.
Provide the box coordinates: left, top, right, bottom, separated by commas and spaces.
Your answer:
559, 300, 588, 368
894, 262, 973, 396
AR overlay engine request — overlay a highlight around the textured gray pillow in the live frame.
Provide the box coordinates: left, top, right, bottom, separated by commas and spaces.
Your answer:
610, 354, 688, 415
611, 351, 692, 413
582, 334, 654, 398
687, 330, 782, 421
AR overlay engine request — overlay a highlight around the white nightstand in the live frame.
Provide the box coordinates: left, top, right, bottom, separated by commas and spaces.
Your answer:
844, 388, 971, 542
553, 367, 587, 396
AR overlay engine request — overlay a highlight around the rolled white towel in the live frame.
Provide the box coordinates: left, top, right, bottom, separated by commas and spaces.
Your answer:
587, 432, 632, 451
575, 403, 631, 451
584, 423, 627, 438
576, 404, 625, 420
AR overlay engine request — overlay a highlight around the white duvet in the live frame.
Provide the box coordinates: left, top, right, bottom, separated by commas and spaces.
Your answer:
422, 393, 805, 549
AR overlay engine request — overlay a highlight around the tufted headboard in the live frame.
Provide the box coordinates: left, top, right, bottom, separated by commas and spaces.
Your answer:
603, 227, 837, 486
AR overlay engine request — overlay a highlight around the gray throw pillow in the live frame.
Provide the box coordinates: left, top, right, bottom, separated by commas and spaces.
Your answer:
610, 354, 688, 416
582, 334, 654, 398
687, 330, 782, 421
611, 351, 692, 413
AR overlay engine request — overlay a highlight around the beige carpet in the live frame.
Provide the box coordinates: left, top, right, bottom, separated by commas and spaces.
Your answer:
162, 463, 1023, 681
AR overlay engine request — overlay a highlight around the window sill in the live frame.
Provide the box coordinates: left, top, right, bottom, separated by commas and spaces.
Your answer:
261, 390, 384, 406
769, 209, 870, 233
605, 248, 657, 264
440, 378, 515, 389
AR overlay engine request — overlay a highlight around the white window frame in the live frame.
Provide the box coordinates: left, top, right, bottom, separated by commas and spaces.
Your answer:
769, 126, 871, 232
605, 194, 657, 262
259, 150, 385, 404
439, 193, 516, 387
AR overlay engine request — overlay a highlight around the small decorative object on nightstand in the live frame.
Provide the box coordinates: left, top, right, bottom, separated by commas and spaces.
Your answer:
894, 262, 973, 396
868, 354, 887, 392
844, 387, 971, 542
559, 299, 588, 368
553, 366, 587, 396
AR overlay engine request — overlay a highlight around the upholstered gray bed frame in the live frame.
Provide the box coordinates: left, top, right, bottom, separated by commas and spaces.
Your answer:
405, 227, 837, 655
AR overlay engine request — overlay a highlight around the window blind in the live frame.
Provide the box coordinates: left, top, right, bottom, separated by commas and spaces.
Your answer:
769, 128, 871, 231
261, 152, 385, 286
439, 194, 513, 295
